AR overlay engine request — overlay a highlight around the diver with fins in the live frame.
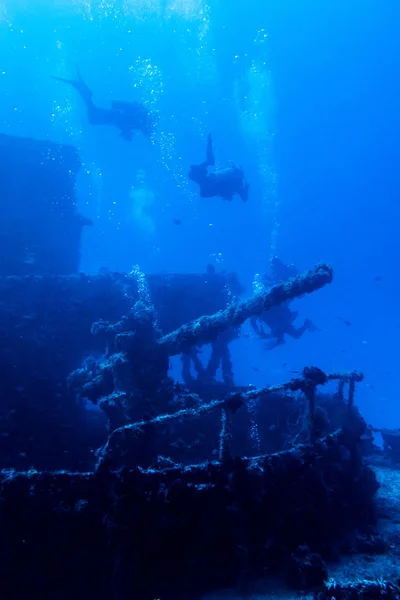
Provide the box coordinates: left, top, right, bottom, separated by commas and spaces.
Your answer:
51, 66, 155, 141
250, 257, 320, 351
189, 134, 249, 202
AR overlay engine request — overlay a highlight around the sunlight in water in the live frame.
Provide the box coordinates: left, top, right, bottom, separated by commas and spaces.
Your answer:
49, 0, 210, 21
128, 57, 163, 111
236, 30, 280, 258
123, 0, 215, 203
21, 0, 214, 203
167, 0, 207, 21
127, 56, 195, 199
128, 170, 156, 235
174, 0, 216, 86
0, 6, 8, 24
50, 54, 84, 144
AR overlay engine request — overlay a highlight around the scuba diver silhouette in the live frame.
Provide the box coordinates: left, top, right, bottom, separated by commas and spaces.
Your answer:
189, 134, 249, 202
250, 257, 320, 350
250, 305, 319, 351
51, 66, 155, 141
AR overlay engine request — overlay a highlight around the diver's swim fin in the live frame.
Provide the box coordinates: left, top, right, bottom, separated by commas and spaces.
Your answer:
51, 66, 93, 103
206, 133, 215, 166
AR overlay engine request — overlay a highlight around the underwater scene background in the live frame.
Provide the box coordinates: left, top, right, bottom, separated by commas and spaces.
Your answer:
2, 0, 398, 428
0, 0, 400, 598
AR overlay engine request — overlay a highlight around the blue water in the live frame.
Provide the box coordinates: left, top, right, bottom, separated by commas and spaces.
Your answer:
1, 0, 398, 428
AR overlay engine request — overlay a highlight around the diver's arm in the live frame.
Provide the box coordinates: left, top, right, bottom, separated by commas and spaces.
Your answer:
206, 133, 215, 166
